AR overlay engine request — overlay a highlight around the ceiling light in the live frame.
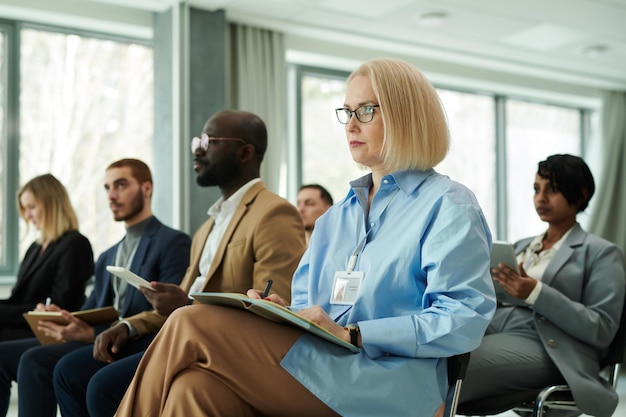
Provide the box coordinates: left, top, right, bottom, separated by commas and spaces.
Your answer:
417, 12, 448, 28
577, 44, 609, 57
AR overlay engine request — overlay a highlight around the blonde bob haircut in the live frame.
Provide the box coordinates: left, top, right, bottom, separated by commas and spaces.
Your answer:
348, 58, 449, 171
17, 173, 79, 243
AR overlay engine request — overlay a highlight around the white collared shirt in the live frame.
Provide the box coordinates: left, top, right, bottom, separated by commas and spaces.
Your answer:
189, 178, 262, 294
520, 225, 574, 304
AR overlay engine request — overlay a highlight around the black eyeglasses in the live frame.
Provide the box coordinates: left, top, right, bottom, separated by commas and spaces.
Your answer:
191, 134, 247, 153
335, 105, 380, 124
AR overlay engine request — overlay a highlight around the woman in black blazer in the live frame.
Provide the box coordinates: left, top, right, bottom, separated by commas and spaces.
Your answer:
0, 174, 94, 341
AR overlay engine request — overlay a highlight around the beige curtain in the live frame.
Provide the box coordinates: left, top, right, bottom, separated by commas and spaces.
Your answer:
588, 90, 626, 258
229, 24, 286, 194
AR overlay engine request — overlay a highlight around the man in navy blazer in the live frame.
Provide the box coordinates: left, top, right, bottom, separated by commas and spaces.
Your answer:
0, 159, 191, 417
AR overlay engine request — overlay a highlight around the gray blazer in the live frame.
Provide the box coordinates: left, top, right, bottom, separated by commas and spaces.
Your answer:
498, 223, 625, 417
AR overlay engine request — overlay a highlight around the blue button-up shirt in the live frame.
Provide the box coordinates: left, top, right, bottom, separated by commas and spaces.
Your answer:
282, 169, 496, 417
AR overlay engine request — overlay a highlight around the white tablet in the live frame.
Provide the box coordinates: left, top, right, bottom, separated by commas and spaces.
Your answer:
490, 241, 520, 274
106, 266, 156, 291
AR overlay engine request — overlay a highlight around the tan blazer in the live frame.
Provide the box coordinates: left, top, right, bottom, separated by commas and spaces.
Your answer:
127, 182, 306, 336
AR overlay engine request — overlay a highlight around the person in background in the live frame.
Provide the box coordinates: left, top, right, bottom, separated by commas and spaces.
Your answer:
0, 159, 191, 417
0, 173, 94, 342
113, 58, 495, 417
53, 110, 306, 417
460, 154, 625, 417
297, 184, 333, 244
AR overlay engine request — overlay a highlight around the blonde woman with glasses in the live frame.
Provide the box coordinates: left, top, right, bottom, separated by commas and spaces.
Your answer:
0, 174, 94, 342
114, 59, 496, 417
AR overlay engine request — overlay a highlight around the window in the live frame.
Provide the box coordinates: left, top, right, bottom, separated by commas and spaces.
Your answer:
299, 70, 360, 203
435, 90, 496, 233
1, 24, 154, 278
0, 28, 6, 268
18, 27, 154, 260
504, 100, 582, 241
296, 67, 586, 241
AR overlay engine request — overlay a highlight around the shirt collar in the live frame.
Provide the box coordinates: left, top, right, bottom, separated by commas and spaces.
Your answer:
529, 224, 576, 252
348, 169, 435, 198
125, 216, 152, 239
207, 178, 261, 219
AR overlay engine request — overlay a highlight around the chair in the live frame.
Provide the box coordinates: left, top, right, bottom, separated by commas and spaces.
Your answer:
443, 352, 471, 417
457, 297, 626, 417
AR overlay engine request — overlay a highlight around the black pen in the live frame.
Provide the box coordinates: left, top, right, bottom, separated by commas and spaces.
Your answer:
261, 279, 273, 298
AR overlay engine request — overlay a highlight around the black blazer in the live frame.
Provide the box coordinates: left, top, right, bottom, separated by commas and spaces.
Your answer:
0, 230, 94, 341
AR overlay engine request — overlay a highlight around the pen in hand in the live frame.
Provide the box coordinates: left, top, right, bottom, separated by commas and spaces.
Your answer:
45, 297, 52, 308
261, 279, 273, 298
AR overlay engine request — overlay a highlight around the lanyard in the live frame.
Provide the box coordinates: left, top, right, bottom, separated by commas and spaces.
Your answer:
346, 187, 399, 273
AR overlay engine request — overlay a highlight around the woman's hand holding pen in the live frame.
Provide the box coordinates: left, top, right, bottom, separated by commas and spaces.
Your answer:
246, 284, 288, 307
246, 280, 289, 306
246, 282, 350, 343
34, 297, 61, 312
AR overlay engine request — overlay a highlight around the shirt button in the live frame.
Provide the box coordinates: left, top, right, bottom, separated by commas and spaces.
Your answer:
547, 339, 556, 348
370, 222, 375, 227
383, 179, 389, 184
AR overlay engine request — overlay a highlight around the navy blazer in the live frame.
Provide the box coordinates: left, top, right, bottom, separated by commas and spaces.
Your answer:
0, 230, 94, 341
82, 216, 191, 335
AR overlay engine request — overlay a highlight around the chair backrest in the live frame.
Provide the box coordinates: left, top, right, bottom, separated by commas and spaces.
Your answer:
601, 292, 626, 387
443, 352, 471, 417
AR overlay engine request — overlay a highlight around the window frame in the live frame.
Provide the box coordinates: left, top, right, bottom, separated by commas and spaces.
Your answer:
0, 19, 18, 278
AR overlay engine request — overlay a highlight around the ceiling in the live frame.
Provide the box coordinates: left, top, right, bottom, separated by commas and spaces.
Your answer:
106, 0, 626, 89
10, 0, 626, 89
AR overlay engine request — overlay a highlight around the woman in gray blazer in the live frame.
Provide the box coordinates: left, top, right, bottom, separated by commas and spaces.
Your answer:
460, 154, 626, 417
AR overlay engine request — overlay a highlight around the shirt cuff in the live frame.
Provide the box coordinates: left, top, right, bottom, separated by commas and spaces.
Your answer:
524, 281, 543, 305
119, 320, 138, 338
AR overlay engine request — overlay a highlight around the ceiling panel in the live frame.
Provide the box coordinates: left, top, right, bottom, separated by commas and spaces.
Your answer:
22, 0, 626, 88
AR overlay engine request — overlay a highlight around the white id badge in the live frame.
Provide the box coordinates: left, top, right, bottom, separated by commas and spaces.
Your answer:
330, 271, 363, 305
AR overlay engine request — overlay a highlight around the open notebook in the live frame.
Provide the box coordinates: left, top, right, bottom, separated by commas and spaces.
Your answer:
23, 306, 119, 345
191, 292, 360, 353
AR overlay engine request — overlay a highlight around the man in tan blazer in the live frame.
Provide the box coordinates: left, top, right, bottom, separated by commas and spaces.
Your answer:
53, 110, 307, 417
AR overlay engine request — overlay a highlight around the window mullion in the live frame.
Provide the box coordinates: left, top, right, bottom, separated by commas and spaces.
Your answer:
494, 95, 508, 241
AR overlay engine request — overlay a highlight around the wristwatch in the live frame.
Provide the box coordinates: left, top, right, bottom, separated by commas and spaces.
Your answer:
344, 325, 360, 346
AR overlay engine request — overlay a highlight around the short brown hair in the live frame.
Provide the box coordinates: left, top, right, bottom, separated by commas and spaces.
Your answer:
17, 174, 79, 243
106, 159, 153, 186
348, 58, 449, 171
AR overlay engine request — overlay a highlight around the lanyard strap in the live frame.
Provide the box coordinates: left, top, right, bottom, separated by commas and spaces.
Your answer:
347, 187, 399, 273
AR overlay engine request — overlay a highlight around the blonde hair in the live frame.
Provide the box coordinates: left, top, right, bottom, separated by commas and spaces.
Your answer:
348, 58, 449, 171
17, 174, 79, 243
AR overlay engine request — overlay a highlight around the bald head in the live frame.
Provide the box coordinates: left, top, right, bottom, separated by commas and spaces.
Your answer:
203, 110, 267, 163
193, 110, 269, 199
